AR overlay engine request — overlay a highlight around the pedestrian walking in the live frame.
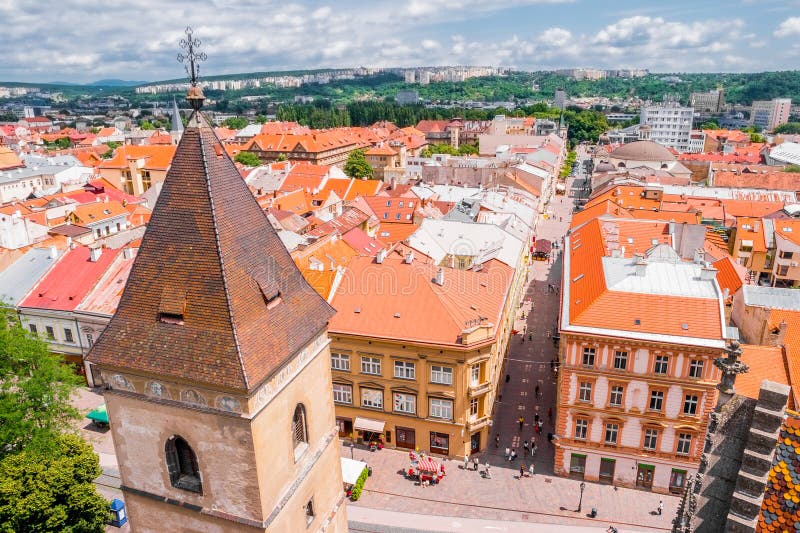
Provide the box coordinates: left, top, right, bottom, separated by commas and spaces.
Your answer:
518, 416, 525, 430
485, 462, 491, 479
495, 433, 500, 448
537, 420, 543, 433
531, 444, 537, 456
548, 407, 553, 421
464, 454, 469, 470
529, 463, 535, 476
534, 413, 540, 424
505, 374, 510, 383
505, 447, 510, 460
535, 384, 540, 398
657, 500, 663, 516
523, 440, 529, 455
520, 463, 526, 479
510, 448, 517, 461
473, 457, 479, 471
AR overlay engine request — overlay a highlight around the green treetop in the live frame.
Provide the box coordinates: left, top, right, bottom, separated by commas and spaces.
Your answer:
234, 151, 262, 167
343, 149, 373, 179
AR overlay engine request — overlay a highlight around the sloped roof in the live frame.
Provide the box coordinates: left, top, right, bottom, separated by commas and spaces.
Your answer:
329, 254, 513, 347
98, 144, 176, 170
88, 111, 334, 392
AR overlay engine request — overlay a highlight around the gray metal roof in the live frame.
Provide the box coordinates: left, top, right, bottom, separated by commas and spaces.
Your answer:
742, 285, 800, 311
0, 247, 62, 306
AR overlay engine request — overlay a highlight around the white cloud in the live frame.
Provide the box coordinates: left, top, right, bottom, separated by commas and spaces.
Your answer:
775, 17, 800, 37
420, 39, 440, 51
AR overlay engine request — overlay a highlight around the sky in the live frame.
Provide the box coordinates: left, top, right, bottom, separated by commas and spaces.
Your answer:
1, 0, 799, 83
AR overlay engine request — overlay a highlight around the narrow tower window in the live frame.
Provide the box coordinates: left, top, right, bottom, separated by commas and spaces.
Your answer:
165, 436, 202, 493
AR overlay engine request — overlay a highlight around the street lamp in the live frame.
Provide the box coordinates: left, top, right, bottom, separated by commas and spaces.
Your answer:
350, 441, 355, 459
578, 481, 586, 513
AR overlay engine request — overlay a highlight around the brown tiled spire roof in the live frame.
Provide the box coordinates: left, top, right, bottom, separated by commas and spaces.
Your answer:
88, 112, 335, 392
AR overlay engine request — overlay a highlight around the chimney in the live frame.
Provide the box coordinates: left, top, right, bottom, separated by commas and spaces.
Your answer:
49, 245, 58, 259
405, 250, 415, 264
89, 247, 102, 262
123, 247, 135, 260
754, 220, 761, 232
434, 268, 445, 286
376, 248, 387, 264
634, 253, 647, 276
700, 266, 717, 281
693, 248, 705, 264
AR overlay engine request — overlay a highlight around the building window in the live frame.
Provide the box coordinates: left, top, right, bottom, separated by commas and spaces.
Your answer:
780, 250, 794, 259
677, 433, 692, 455
86, 333, 94, 347
582, 347, 596, 367
643, 429, 659, 451
579, 382, 592, 402
654, 355, 669, 375
683, 395, 699, 415
670, 469, 687, 493
332, 384, 352, 404
605, 423, 619, 444
165, 436, 202, 493
394, 361, 415, 380
28, 324, 37, 334
429, 398, 453, 419
575, 419, 588, 440
45, 325, 55, 340
431, 365, 453, 385
292, 404, 309, 451
304, 499, 315, 526
361, 356, 381, 375
331, 352, 350, 371
689, 360, 704, 379
778, 265, 790, 276
609, 386, 623, 407
361, 389, 383, 409
469, 397, 479, 417
387, 392, 413, 415
64, 328, 74, 343
649, 391, 664, 411
469, 365, 480, 386
613, 351, 627, 370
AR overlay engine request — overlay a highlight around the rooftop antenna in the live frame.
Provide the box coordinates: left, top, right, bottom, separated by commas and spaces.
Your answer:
177, 26, 207, 111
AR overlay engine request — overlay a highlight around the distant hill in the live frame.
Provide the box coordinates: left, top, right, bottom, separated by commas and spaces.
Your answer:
88, 79, 148, 87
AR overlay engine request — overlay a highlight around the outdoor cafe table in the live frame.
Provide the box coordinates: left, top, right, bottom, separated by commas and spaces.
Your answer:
416, 457, 442, 483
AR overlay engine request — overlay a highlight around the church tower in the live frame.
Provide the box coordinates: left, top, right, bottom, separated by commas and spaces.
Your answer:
88, 29, 346, 532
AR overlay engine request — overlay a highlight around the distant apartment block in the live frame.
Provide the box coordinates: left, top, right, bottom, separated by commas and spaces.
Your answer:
639, 101, 694, 152
750, 98, 792, 132
690, 89, 725, 114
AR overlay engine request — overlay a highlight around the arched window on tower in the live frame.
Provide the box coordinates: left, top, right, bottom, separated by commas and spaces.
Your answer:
292, 404, 309, 460
165, 436, 202, 493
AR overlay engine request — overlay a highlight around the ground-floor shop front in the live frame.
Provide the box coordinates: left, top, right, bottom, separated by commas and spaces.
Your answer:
334, 408, 487, 459
556, 445, 695, 494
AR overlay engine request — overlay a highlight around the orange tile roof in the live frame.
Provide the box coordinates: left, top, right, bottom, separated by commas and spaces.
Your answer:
713, 169, 800, 191
712, 256, 745, 303
566, 217, 724, 341
774, 220, 800, 247
280, 162, 331, 192
629, 209, 701, 224
365, 145, 397, 156
0, 146, 24, 170
769, 310, 800, 409
345, 179, 384, 201
71, 200, 129, 225
734, 217, 768, 252
98, 144, 176, 170
722, 199, 785, 219
363, 195, 417, 224
271, 188, 311, 215
329, 255, 513, 347
247, 131, 358, 154
376, 221, 420, 244
585, 186, 661, 211
292, 235, 359, 300
738, 344, 790, 404
570, 200, 632, 229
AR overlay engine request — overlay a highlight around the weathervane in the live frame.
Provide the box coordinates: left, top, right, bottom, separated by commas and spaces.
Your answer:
177, 26, 207, 110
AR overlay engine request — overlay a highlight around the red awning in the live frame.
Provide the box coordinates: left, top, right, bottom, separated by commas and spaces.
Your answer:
417, 457, 439, 473
535, 239, 552, 254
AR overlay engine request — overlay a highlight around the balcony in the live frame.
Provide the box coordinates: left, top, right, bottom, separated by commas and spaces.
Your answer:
469, 380, 491, 397
467, 414, 491, 430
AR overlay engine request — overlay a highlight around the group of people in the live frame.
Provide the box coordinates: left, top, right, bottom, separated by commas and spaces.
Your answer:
463, 454, 492, 479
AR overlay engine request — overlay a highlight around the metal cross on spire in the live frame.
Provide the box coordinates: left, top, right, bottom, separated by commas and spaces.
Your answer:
177, 26, 206, 86
177, 27, 207, 111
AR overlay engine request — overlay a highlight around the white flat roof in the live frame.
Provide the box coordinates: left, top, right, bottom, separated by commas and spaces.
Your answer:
603, 256, 719, 299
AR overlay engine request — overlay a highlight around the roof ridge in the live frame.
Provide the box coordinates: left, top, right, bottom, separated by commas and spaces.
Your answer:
199, 115, 249, 390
